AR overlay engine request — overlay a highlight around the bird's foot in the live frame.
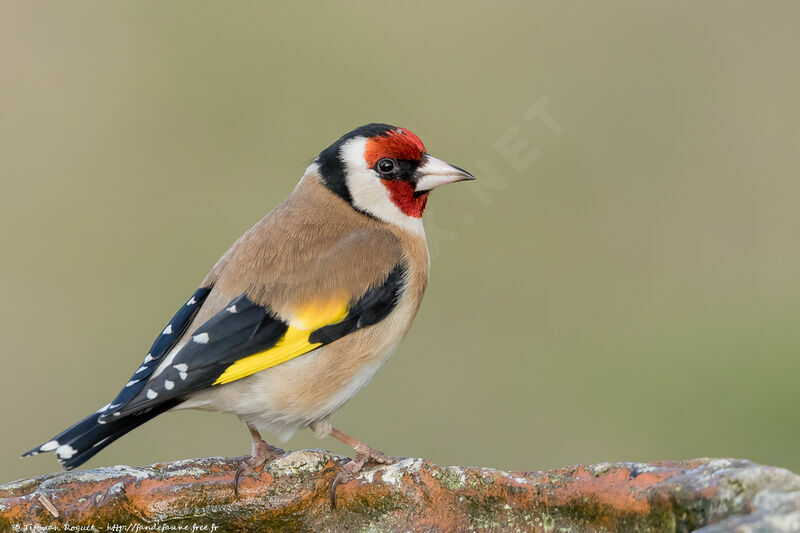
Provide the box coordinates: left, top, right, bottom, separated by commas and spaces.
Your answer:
233, 435, 284, 498
330, 445, 391, 509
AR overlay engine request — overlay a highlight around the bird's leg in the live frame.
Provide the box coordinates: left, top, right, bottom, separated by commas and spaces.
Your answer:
329, 427, 390, 465
233, 422, 284, 497
325, 425, 391, 509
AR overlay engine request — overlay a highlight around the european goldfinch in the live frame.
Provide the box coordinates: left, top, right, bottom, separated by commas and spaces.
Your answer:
23, 123, 474, 497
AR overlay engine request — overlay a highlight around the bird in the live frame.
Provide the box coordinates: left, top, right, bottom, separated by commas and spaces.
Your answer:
22, 123, 475, 502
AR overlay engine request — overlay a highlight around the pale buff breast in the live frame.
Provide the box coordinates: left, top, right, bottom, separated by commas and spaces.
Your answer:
177, 225, 429, 440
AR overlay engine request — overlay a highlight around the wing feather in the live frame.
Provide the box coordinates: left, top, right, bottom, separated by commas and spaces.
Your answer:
98, 287, 211, 421
116, 262, 407, 416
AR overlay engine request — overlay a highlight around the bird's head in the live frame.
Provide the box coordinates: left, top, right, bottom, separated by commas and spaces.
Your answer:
313, 123, 474, 227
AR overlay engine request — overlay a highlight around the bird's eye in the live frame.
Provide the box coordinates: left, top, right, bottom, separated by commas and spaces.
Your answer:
377, 158, 396, 175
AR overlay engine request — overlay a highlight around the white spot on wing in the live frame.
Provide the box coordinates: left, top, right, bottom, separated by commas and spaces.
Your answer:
226, 305, 238, 313
164, 380, 174, 390
146, 389, 158, 399
125, 379, 139, 387
179, 372, 188, 380
187, 297, 197, 306
173, 364, 188, 372
143, 353, 154, 363
40, 440, 59, 452
135, 365, 148, 374
162, 325, 173, 335
152, 342, 185, 378
192, 333, 210, 344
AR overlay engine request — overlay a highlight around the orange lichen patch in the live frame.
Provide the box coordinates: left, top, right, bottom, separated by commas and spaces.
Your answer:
522, 463, 678, 514
1, 455, 795, 531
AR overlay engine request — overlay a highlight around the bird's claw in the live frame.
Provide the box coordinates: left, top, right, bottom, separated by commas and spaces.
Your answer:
233, 442, 285, 498
330, 447, 392, 509
233, 461, 253, 498
354, 445, 389, 464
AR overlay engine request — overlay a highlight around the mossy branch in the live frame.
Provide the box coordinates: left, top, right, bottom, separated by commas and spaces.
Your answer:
2, 452, 800, 532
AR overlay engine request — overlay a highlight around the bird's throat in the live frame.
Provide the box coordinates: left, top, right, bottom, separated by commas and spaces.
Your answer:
380, 180, 429, 218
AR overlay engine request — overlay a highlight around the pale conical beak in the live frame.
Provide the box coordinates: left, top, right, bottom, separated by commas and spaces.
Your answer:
414, 154, 476, 192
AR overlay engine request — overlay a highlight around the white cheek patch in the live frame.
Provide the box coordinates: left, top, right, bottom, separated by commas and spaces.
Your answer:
340, 138, 424, 234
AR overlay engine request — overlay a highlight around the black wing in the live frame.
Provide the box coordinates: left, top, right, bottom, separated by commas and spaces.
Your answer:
115, 262, 408, 417
97, 287, 211, 422
23, 286, 211, 468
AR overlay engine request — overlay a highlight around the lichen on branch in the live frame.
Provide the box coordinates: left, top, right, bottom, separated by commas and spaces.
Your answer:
2, 452, 800, 532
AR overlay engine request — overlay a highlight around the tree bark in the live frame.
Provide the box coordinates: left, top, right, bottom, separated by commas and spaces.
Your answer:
2, 451, 800, 532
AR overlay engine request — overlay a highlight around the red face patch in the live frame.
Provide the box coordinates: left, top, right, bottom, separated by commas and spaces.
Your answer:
363, 128, 426, 168
381, 179, 429, 218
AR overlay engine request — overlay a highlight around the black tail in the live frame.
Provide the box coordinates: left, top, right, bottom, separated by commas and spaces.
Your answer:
22, 400, 179, 470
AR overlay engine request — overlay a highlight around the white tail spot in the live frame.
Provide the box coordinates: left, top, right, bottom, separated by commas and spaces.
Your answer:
56, 444, 77, 459
40, 440, 59, 452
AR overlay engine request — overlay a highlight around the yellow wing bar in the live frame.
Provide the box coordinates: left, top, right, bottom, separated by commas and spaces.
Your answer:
213, 299, 349, 385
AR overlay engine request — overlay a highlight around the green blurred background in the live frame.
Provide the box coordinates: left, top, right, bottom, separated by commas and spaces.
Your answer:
2, 2, 800, 483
